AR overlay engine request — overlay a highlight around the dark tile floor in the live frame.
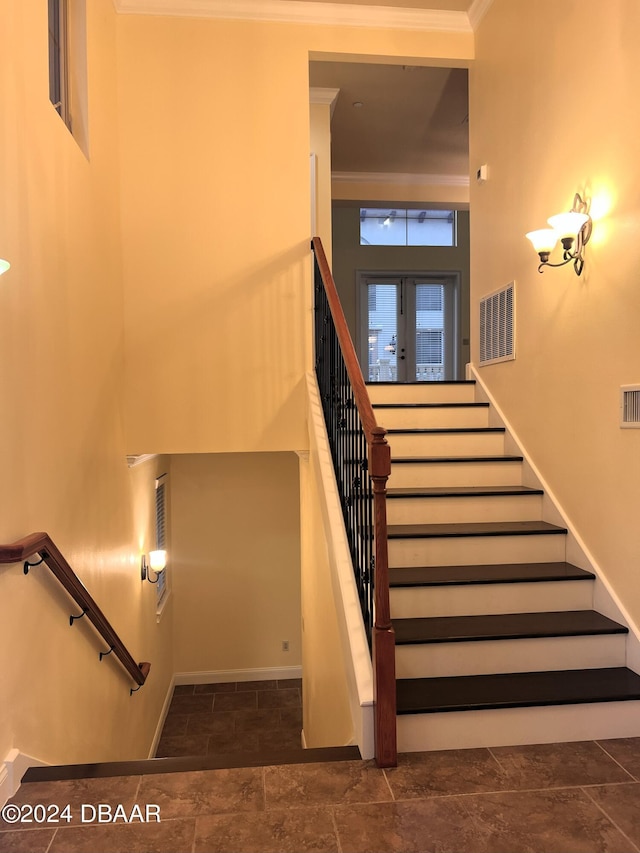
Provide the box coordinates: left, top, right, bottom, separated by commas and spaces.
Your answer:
156, 680, 303, 758
5, 738, 640, 851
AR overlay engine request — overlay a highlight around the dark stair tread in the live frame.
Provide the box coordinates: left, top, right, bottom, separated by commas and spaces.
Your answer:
396, 667, 640, 714
389, 562, 595, 587
387, 485, 543, 499
388, 520, 567, 539
21, 746, 362, 783
393, 610, 627, 645
366, 381, 476, 386
373, 402, 489, 409
387, 427, 504, 435
391, 455, 524, 464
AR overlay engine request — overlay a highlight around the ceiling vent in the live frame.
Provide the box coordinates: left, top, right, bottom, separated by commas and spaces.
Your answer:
479, 282, 515, 366
620, 386, 640, 428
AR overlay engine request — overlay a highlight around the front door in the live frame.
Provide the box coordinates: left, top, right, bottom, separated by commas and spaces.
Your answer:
359, 273, 458, 382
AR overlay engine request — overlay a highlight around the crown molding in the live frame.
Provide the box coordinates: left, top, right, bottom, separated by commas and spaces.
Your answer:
468, 0, 494, 29
310, 87, 340, 119
114, 0, 473, 33
332, 171, 470, 187
126, 453, 158, 468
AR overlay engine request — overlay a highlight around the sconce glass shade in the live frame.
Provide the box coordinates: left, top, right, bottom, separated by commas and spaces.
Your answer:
525, 229, 558, 253
547, 210, 589, 239
149, 550, 167, 572
0, 259, 10, 275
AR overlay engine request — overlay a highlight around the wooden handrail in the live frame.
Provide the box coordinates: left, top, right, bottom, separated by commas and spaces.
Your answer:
312, 237, 380, 443
0, 532, 150, 688
312, 237, 397, 767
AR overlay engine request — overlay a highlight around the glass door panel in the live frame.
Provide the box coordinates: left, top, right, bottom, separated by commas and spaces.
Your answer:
360, 274, 457, 382
364, 279, 404, 382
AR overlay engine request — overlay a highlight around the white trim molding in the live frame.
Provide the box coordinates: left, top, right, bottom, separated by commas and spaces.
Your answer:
468, 0, 494, 29
126, 453, 158, 468
174, 665, 303, 685
332, 170, 470, 188
310, 87, 340, 120
115, 0, 473, 33
1, 749, 48, 807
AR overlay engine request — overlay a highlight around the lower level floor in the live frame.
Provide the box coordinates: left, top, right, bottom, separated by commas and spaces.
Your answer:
3, 737, 640, 851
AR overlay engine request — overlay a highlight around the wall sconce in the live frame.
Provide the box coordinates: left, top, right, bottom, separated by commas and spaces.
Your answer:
141, 550, 167, 584
526, 193, 592, 275
0, 259, 10, 275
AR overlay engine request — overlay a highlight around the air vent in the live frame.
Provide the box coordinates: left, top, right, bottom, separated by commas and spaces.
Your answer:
479, 282, 515, 366
621, 385, 640, 428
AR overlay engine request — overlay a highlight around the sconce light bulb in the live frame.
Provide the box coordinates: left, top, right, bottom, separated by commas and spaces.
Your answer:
547, 210, 589, 240
0, 259, 10, 276
525, 228, 558, 254
149, 549, 167, 572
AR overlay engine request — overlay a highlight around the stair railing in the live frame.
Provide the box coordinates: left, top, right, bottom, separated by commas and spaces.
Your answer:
311, 237, 397, 768
0, 532, 151, 692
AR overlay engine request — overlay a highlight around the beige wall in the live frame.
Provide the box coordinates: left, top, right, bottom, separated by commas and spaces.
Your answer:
310, 100, 334, 264
170, 453, 302, 674
116, 15, 473, 455
299, 449, 355, 748
469, 1, 640, 620
0, 0, 173, 764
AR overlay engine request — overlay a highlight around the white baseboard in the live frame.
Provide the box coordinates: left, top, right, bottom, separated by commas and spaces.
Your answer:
468, 362, 640, 673
147, 675, 177, 759
1, 749, 48, 807
174, 665, 302, 686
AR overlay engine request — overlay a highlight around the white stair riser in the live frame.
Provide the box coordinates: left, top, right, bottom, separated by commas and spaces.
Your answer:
390, 579, 593, 619
395, 634, 626, 679
367, 384, 476, 405
388, 461, 523, 489
397, 700, 640, 752
387, 494, 542, 526
387, 432, 505, 457
375, 407, 489, 430
388, 534, 566, 567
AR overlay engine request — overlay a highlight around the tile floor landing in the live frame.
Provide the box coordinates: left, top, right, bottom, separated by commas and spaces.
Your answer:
4, 739, 640, 851
156, 680, 303, 758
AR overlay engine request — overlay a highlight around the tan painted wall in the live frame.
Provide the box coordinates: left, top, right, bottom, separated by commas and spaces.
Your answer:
0, 0, 173, 764
469, 1, 640, 620
310, 101, 334, 264
116, 15, 473, 454
170, 453, 302, 674
299, 450, 355, 748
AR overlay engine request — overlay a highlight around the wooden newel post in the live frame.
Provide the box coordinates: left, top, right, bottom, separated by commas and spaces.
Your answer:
370, 426, 397, 768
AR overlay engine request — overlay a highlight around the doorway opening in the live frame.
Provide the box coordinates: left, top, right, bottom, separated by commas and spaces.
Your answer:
358, 272, 460, 382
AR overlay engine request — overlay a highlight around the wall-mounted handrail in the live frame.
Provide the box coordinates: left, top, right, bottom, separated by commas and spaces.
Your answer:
0, 532, 150, 690
312, 237, 396, 768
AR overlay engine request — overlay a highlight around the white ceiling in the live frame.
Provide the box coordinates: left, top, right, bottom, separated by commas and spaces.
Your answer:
309, 61, 469, 182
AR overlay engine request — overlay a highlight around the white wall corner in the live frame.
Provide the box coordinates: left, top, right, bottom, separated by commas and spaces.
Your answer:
1, 749, 48, 807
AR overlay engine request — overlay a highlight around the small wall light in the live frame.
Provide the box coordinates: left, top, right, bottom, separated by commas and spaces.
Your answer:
141, 550, 167, 583
0, 259, 10, 276
526, 193, 592, 275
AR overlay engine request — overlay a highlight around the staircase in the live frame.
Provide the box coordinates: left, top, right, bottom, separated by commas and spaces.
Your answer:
369, 379, 640, 753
